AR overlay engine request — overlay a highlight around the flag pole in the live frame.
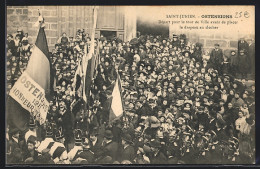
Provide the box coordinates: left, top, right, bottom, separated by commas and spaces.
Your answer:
81, 6, 99, 130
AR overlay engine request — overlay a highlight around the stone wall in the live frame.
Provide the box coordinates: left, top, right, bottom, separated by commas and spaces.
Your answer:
7, 6, 28, 34
7, 6, 94, 50
27, 6, 59, 50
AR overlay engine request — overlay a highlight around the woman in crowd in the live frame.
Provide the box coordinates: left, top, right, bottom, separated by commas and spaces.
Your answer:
6, 30, 255, 164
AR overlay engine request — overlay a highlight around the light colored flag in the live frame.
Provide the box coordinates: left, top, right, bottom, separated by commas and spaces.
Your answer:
109, 74, 124, 123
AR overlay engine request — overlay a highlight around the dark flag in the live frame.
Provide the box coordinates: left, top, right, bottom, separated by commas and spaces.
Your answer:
6, 15, 54, 132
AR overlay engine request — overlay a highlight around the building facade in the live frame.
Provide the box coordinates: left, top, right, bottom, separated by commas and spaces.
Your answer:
7, 6, 137, 50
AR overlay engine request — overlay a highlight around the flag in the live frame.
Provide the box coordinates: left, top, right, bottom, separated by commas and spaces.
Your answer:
82, 6, 98, 103
72, 60, 83, 98
6, 17, 53, 132
93, 40, 101, 79
109, 74, 124, 123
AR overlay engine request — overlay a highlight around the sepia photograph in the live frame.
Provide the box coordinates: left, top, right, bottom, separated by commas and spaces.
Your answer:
6, 5, 255, 165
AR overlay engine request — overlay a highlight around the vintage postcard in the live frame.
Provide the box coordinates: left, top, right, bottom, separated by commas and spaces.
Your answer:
6, 5, 255, 165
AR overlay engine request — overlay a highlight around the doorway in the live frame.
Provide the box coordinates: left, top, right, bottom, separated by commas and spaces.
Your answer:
100, 31, 117, 41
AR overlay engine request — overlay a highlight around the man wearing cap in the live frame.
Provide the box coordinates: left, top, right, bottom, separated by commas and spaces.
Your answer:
95, 130, 119, 163
73, 137, 95, 164
89, 127, 103, 154
148, 140, 167, 164
118, 133, 135, 163
23, 137, 39, 164
209, 43, 224, 74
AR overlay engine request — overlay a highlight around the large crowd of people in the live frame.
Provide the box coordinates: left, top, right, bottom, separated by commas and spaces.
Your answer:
6, 28, 255, 164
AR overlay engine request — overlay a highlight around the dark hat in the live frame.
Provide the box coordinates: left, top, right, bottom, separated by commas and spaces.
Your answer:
139, 61, 146, 67
9, 128, 20, 136
74, 129, 83, 145
198, 106, 204, 111
122, 133, 133, 144
214, 43, 220, 46
104, 58, 111, 64
148, 98, 155, 103
184, 100, 193, 107
29, 116, 36, 128
176, 85, 182, 89
149, 140, 161, 148
46, 125, 53, 137
27, 135, 37, 145
104, 130, 113, 139
89, 127, 99, 136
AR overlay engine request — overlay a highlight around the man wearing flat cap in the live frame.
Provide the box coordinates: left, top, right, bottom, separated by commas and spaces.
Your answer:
148, 140, 167, 164
95, 130, 119, 163
119, 133, 135, 163
89, 127, 103, 154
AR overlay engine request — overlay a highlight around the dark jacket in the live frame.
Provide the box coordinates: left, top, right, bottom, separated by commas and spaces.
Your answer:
119, 145, 135, 162
76, 150, 95, 163
149, 151, 168, 164
90, 137, 103, 154
96, 140, 119, 162
210, 49, 224, 67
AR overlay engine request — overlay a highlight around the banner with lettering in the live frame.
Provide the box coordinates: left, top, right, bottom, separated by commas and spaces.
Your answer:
9, 71, 49, 125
